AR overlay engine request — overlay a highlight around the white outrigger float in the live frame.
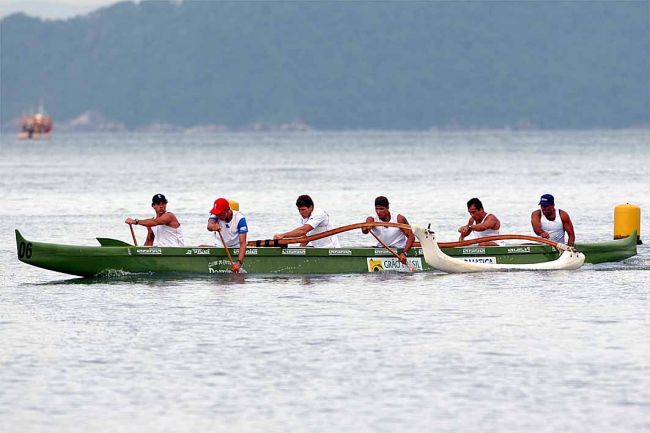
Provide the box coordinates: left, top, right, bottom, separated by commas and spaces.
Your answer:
412, 225, 586, 273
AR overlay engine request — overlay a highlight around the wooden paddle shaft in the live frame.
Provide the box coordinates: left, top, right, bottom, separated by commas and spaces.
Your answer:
129, 224, 137, 246
247, 221, 567, 251
247, 221, 410, 247
217, 230, 236, 265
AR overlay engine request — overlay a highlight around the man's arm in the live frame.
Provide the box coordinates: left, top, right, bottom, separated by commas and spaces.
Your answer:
128, 212, 175, 228
458, 217, 473, 238
471, 214, 500, 232
231, 233, 247, 272
397, 214, 415, 264
144, 227, 154, 246
361, 216, 374, 234
560, 210, 576, 246
531, 210, 549, 238
274, 224, 314, 240
207, 218, 221, 232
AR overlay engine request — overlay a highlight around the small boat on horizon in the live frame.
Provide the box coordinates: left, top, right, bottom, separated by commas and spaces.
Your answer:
18, 106, 53, 139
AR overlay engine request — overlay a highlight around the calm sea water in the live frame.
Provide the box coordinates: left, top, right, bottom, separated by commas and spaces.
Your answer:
0, 130, 649, 433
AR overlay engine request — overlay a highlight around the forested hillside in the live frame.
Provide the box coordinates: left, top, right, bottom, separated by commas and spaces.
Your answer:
1, 0, 648, 130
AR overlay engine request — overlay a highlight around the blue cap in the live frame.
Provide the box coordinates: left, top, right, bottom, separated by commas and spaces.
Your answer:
539, 194, 554, 206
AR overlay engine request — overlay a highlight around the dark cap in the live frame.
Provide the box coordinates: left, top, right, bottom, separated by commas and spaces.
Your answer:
152, 193, 168, 205
374, 196, 389, 207
539, 194, 554, 206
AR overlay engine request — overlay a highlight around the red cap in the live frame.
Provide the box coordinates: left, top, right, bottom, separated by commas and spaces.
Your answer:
210, 198, 230, 215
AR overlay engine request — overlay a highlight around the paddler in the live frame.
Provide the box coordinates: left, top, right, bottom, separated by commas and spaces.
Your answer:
457, 197, 501, 246
531, 194, 575, 245
361, 196, 414, 264
274, 195, 341, 248
208, 197, 248, 273
125, 193, 185, 247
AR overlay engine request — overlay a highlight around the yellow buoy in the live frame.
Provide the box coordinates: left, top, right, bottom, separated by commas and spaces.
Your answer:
228, 199, 240, 211
614, 203, 641, 243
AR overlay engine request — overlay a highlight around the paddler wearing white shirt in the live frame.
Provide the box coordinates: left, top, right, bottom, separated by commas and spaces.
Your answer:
531, 193, 575, 246
361, 195, 415, 264
207, 197, 248, 273
457, 197, 501, 246
273, 194, 341, 248
125, 193, 185, 247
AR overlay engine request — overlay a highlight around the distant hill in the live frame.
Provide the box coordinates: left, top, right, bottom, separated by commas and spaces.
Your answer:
1, 0, 648, 131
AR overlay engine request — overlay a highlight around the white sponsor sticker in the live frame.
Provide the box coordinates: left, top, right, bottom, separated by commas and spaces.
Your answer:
136, 248, 162, 255
282, 249, 306, 255
367, 257, 423, 272
462, 257, 497, 264
185, 248, 210, 255
507, 247, 531, 254
462, 247, 486, 255
329, 249, 352, 256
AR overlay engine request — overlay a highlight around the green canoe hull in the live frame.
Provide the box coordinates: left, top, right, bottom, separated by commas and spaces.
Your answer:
15, 230, 637, 278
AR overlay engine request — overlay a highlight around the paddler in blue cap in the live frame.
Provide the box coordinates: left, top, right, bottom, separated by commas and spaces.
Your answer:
531, 194, 575, 245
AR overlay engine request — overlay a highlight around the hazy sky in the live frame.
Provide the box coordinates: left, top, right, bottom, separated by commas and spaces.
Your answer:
0, 0, 121, 19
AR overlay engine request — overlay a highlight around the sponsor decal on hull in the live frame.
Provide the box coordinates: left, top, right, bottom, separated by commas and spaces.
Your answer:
233, 248, 258, 255
507, 246, 531, 254
373, 249, 393, 256
462, 257, 497, 264
367, 257, 423, 272
329, 249, 352, 256
136, 248, 162, 255
282, 249, 306, 255
462, 247, 486, 255
208, 259, 247, 273
185, 248, 211, 255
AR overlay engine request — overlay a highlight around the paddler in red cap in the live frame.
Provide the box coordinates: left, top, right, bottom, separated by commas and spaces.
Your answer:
208, 198, 248, 272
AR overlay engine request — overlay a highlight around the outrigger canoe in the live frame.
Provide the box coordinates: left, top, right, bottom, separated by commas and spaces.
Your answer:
15, 225, 637, 277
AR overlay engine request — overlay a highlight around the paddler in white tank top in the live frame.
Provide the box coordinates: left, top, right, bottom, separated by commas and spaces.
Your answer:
361, 196, 415, 265
531, 193, 575, 246
457, 197, 501, 246
125, 193, 185, 247
274, 194, 340, 248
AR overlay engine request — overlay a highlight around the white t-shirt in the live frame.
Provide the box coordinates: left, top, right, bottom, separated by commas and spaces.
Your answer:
209, 211, 248, 247
301, 208, 340, 248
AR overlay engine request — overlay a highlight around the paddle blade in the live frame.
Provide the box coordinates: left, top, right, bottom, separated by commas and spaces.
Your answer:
97, 238, 132, 247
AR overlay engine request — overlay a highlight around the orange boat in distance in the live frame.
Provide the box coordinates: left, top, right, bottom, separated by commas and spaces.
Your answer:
19, 108, 53, 139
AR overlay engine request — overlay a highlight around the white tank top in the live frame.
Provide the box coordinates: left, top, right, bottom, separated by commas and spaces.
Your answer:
152, 224, 185, 247
371, 212, 407, 248
468, 213, 500, 239
541, 209, 565, 243
213, 211, 248, 247
301, 208, 340, 248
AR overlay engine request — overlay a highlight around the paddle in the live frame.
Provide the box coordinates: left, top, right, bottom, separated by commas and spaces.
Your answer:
437, 234, 572, 252
217, 230, 236, 270
248, 221, 412, 247
369, 229, 416, 272
128, 223, 138, 246
248, 221, 571, 252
